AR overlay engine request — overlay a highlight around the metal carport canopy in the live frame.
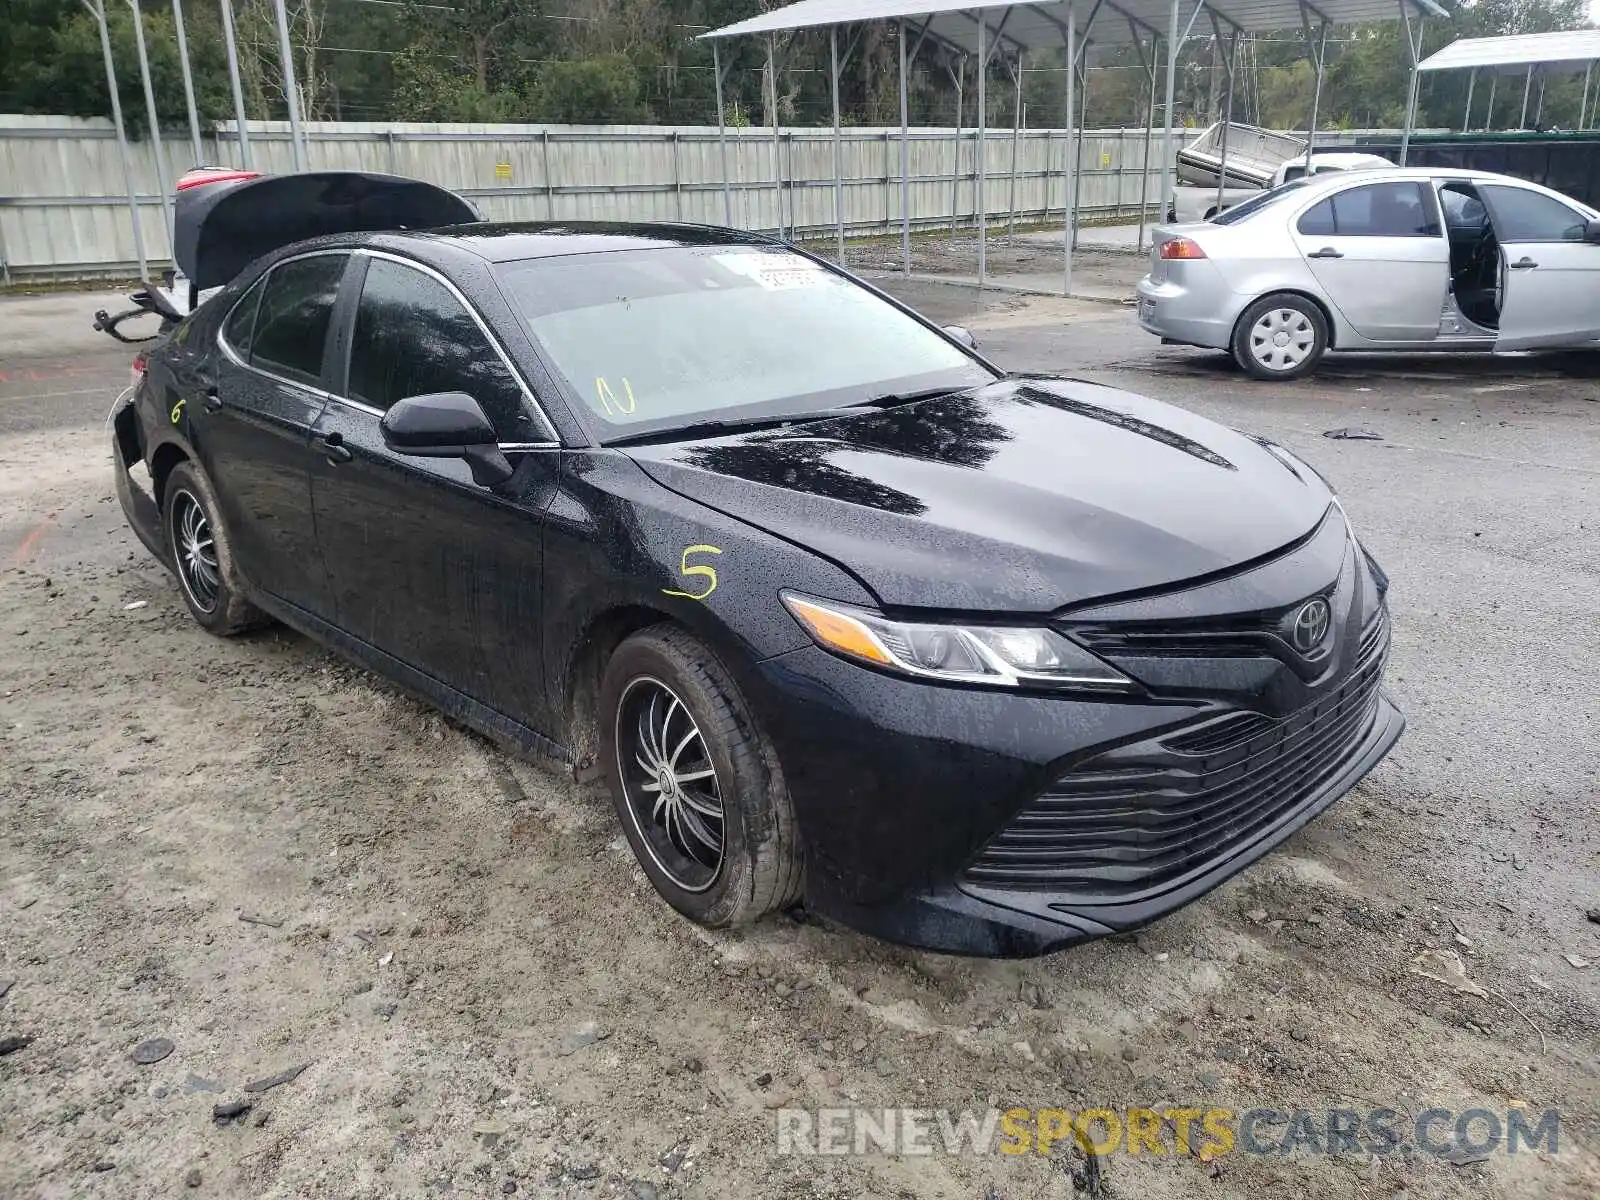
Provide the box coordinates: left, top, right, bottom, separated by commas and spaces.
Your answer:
1417, 29, 1600, 135
701, 0, 1445, 53
700, 0, 1444, 295
1418, 29, 1600, 73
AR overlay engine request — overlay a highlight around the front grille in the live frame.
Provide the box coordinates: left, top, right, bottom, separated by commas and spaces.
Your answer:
963, 610, 1390, 897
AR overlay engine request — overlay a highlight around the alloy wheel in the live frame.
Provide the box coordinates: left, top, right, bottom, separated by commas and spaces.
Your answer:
170, 489, 220, 613
615, 677, 726, 893
1249, 308, 1316, 372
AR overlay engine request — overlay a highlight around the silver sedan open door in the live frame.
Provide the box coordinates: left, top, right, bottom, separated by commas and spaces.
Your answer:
1288, 179, 1450, 343
1480, 182, 1600, 350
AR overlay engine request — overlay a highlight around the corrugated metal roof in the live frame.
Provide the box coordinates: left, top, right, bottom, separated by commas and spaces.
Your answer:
1418, 29, 1600, 74
702, 0, 1446, 51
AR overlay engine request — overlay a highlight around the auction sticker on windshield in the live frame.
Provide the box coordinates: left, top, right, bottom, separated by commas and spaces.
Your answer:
713, 252, 831, 291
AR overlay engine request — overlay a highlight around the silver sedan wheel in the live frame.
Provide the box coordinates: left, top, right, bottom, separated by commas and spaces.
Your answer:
1248, 308, 1317, 373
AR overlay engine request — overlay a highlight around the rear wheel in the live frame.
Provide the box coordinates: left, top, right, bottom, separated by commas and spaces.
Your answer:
163, 461, 267, 636
599, 625, 802, 928
1232, 294, 1329, 381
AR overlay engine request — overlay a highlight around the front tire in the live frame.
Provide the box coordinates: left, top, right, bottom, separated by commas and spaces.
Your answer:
163, 461, 268, 636
599, 625, 803, 928
1232, 294, 1329, 381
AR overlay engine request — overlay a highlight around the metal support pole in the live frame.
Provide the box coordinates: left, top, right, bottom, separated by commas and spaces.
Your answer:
86, 0, 149, 282
1535, 73, 1546, 127
540, 129, 554, 219
948, 58, 965, 232
831, 28, 845, 263
767, 36, 783, 238
1462, 68, 1475, 132
670, 131, 684, 221
1158, 0, 1183, 226
1008, 54, 1024, 234
899, 20, 911, 274
1581, 62, 1593, 131
171, 0, 204, 166
271, 0, 307, 170
1300, 7, 1328, 161
1072, 54, 1089, 249
1063, 0, 1075, 295
1397, 2, 1423, 166
1519, 64, 1532, 129
1486, 74, 1497, 130
713, 42, 732, 226
1213, 20, 1236, 215
977, 16, 988, 287
219, 0, 251, 167
127, 0, 175, 252
1136, 31, 1159, 250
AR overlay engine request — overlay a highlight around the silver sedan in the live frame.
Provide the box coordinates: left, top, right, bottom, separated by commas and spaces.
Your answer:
1136, 167, 1600, 380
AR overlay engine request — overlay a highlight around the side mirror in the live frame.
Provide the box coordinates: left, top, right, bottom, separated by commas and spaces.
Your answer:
1585, 218, 1600, 244
942, 325, 978, 350
381, 391, 514, 487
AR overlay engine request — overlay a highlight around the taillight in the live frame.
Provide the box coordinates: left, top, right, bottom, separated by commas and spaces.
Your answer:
131, 352, 147, 388
1159, 237, 1207, 260
176, 167, 261, 191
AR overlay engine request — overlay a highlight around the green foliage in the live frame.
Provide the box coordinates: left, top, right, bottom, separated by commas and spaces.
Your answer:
530, 55, 648, 124
0, 0, 1594, 132
3, 2, 230, 136
390, 46, 525, 122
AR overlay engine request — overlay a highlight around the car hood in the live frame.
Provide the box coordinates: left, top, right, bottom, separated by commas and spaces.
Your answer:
623, 378, 1333, 612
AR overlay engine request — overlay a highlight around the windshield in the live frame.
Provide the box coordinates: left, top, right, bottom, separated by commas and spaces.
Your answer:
1209, 178, 1313, 225
494, 245, 995, 441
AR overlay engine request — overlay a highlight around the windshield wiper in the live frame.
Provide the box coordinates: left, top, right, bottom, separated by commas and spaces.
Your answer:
604, 411, 842, 448
844, 384, 975, 410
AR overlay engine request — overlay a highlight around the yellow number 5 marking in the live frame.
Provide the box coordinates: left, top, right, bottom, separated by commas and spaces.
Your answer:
663, 545, 722, 601
596, 376, 637, 416
170, 397, 186, 425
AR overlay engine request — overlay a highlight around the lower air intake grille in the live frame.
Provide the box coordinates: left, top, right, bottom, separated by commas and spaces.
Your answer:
964, 611, 1390, 897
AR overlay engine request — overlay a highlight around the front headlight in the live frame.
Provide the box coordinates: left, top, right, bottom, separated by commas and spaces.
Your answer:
781, 593, 1132, 690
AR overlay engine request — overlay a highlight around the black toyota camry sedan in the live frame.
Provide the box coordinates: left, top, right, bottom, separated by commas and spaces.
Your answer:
111, 173, 1403, 956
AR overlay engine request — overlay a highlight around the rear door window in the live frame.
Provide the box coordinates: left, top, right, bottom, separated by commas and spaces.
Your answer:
345, 256, 541, 442
222, 275, 266, 358
1480, 184, 1588, 241
249, 254, 348, 387
1297, 182, 1440, 237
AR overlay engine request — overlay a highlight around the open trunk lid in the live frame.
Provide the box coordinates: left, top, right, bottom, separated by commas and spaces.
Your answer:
174, 169, 480, 291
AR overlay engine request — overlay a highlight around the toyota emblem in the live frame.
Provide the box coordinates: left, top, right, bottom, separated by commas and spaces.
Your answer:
1291, 598, 1331, 653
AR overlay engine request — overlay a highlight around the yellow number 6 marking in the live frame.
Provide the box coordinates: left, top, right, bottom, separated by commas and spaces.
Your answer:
170, 397, 186, 425
663, 544, 722, 601
596, 376, 637, 416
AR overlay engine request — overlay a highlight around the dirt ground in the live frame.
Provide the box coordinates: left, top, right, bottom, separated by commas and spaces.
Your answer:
1, 282, 1597, 1200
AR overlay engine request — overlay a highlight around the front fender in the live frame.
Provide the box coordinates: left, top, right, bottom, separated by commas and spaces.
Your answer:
542, 450, 878, 720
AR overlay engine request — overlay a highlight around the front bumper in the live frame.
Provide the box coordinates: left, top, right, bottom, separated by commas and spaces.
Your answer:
748, 640, 1401, 957
743, 515, 1403, 957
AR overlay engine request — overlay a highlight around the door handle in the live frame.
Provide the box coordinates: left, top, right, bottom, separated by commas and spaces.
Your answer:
1307, 247, 1344, 259
1508, 256, 1538, 269
202, 386, 222, 413
321, 432, 353, 465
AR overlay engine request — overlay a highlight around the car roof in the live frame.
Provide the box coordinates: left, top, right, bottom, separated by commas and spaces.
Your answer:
366, 220, 781, 264
1297, 165, 1535, 187
1304, 152, 1391, 165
